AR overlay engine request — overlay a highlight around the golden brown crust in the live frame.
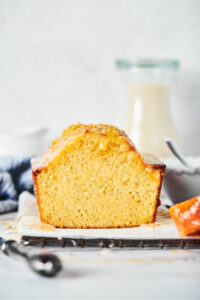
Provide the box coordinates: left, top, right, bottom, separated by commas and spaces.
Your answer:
32, 123, 166, 228
32, 169, 42, 218
40, 224, 146, 229
151, 165, 166, 222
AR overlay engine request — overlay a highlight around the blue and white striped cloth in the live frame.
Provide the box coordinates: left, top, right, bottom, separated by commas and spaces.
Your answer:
0, 157, 33, 214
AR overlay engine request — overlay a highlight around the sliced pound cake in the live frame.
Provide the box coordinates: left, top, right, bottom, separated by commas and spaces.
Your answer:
32, 123, 165, 228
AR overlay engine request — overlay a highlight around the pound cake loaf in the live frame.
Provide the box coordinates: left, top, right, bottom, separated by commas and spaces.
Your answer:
32, 123, 165, 228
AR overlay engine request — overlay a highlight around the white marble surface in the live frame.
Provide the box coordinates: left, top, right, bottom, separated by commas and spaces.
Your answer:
0, 0, 200, 155
0, 242, 200, 299
1, 212, 200, 300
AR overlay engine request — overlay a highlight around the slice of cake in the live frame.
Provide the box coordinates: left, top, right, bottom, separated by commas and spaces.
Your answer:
32, 123, 165, 228
169, 196, 200, 236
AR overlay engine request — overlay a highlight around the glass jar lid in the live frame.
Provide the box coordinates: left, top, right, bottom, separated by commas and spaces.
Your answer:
116, 58, 179, 70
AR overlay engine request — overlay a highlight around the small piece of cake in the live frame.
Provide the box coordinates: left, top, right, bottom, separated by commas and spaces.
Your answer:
32, 123, 165, 228
169, 196, 200, 236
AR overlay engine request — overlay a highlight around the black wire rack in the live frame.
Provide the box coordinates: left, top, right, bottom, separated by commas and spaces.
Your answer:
21, 236, 200, 250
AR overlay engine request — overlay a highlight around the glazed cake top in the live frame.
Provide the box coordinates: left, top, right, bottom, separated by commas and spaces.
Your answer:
32, 123, 165, 171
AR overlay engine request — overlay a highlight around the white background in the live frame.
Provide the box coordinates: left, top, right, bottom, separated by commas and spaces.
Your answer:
0, 0, 200, 154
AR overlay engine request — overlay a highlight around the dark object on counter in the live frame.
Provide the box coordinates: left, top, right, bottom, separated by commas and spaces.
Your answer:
0, 238, 62, 277
21, 236, 200, 250
0, 157, 34, 214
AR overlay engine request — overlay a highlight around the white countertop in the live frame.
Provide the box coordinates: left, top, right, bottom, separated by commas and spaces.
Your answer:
1, 213, 200, 300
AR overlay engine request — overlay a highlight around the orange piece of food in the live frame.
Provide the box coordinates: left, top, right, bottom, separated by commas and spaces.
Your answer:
169, 196, 200, 236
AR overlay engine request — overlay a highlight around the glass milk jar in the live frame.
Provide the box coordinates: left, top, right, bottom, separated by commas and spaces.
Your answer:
116, 59, 179, 158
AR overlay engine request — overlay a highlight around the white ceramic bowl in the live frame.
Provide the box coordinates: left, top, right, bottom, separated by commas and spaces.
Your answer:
163, 157, 200, 204
0, 126, 49, 157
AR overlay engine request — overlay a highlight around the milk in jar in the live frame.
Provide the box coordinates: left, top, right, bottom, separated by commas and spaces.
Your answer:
116, 59, 180, 158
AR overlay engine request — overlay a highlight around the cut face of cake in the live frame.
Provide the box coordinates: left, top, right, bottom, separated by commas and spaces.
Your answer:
32, 124, 165, 228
